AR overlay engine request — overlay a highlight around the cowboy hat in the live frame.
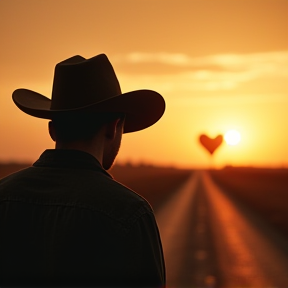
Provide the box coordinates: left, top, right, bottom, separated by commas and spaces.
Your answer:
12, 54, 165, 133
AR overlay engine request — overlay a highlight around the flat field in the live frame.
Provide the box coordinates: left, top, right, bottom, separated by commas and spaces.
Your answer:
110, 164, 191, 210
0, 163, 32, 179
210, 167, 288, 238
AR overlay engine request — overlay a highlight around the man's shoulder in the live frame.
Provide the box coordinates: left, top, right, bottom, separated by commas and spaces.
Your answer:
0, 165, 154, 229
78, 171, 154, 225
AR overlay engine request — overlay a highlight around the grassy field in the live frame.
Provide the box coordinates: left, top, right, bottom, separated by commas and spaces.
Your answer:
0, 163, 32, 179
210, 167, 288, 238
0, 162, 192, 212
110, 164, 192, 211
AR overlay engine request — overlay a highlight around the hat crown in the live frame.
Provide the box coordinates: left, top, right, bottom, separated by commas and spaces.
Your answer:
51, 54, 122, 110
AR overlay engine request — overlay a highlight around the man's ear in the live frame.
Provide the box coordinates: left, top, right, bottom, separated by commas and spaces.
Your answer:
48, 121, 57, 142
104, 118, 121, 140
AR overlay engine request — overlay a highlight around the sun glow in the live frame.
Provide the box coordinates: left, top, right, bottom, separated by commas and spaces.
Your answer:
224, 130, 241, 146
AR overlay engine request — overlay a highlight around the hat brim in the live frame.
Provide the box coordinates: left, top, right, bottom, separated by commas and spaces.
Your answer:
12, 89, 165, 133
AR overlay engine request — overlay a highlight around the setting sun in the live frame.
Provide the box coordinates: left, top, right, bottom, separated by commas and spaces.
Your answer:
224, 130, 241, 146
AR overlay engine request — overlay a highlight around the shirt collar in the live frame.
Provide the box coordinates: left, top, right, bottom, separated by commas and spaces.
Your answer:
33, 149, 112, 178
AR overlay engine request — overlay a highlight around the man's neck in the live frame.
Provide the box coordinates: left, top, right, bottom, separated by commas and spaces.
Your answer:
55, 140, 104, 165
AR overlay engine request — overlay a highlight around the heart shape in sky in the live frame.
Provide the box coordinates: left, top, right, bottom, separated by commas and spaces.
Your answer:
199, 134, 223, 155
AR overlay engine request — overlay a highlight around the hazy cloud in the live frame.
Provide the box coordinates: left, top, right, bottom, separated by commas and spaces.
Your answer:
114, 51, 288, 92
123, 51, 288, 73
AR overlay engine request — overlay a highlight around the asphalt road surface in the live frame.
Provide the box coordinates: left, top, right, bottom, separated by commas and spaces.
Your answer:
155, 171, 288, 288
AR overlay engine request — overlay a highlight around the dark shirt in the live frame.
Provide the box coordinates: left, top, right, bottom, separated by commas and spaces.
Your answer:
0, 149, 165, 287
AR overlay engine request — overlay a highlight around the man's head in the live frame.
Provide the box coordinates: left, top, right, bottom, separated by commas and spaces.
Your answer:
49, 112, 125, 142
12, 53, 165, 167
48, 113, 125, 169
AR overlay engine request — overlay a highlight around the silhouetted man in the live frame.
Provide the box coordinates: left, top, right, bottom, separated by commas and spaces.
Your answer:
0, 54, 166, 287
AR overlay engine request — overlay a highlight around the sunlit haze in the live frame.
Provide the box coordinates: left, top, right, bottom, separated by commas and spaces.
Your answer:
0, 0, 287, 168
224, 130, 241, 146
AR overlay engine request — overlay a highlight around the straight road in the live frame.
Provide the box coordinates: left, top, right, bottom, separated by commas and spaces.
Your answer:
155, 171, 288, 288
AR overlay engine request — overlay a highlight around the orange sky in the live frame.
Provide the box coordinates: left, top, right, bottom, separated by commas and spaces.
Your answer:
0, 0, 288, 168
